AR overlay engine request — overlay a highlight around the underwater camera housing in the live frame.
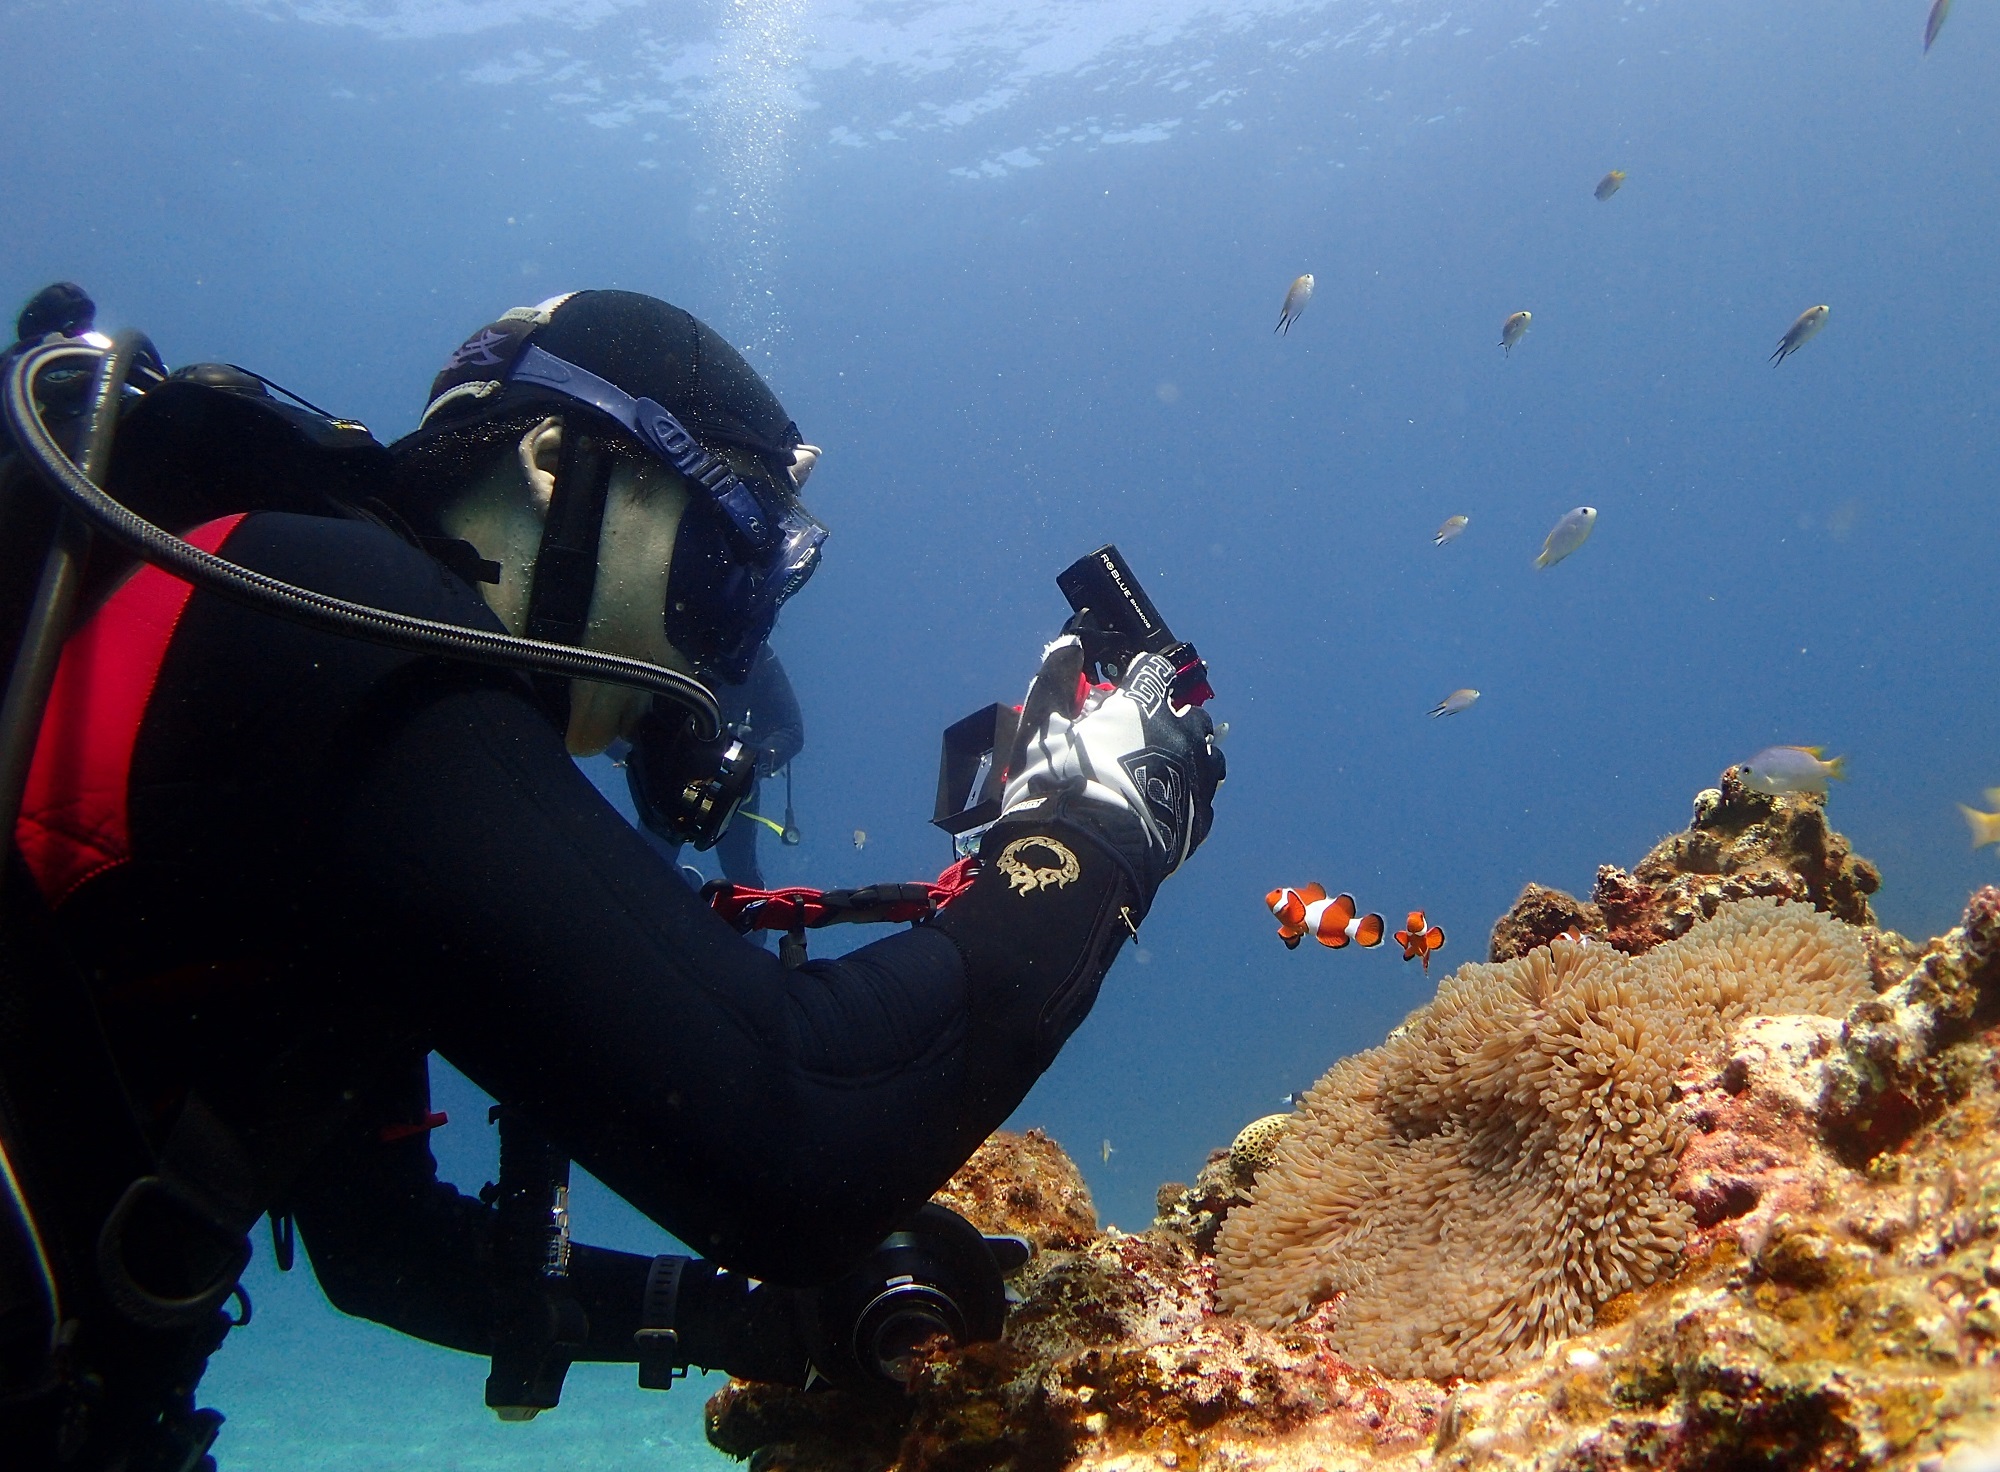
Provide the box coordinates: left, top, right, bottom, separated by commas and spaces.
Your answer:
932, 544, 1211, 851
803, 1204, 1026, 1395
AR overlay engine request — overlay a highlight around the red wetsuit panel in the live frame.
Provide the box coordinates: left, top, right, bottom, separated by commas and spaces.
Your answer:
15, 515, 246, 906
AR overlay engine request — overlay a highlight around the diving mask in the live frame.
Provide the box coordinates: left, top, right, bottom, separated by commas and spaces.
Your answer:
504, 345, 826, 683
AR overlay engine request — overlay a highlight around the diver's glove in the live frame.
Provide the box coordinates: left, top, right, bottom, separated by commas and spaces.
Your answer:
993, 632, 1224, 904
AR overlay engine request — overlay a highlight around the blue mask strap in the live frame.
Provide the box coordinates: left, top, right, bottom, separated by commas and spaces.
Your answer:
511, 345, 778, 556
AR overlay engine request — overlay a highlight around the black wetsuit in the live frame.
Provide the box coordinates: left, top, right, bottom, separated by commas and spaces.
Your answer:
18, 509, 1139, 1372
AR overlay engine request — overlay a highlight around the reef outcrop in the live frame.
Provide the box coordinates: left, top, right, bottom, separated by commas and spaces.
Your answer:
707, 782, 2000, 1472
1490, 767, 1882, 961
1214, 899, 1873, 1380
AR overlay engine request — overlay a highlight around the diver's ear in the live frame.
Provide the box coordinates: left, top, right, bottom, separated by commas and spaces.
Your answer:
518, 416, 564, 515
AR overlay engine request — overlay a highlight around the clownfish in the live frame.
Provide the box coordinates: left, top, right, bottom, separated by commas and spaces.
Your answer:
1393, 911, 1446, 972
1266, 884, 1386, 951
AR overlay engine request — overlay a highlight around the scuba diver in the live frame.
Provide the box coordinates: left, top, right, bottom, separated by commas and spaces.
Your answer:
0, 286, 1224, 1471
0, 283, 105, 453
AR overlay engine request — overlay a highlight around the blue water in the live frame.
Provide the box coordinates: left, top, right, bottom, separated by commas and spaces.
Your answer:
5, 0, 1997, 1463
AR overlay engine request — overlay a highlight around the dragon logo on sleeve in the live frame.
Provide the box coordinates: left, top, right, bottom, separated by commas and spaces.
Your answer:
996, 836, 1081, 895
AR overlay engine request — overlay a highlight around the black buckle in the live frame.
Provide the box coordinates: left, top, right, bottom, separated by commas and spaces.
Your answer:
96, 1175, 251, 1330
636, 1255, 689, 1390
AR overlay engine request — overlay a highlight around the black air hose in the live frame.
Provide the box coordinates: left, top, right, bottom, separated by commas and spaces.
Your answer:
0, 332, 143, 848
2, 338, 722, 739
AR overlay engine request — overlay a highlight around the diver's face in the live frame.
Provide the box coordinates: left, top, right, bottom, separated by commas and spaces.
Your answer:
590, 455, 692, 674
563, 453, 696, 756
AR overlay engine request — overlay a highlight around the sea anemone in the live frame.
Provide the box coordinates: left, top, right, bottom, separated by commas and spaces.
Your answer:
1213, 899, 1871, 1380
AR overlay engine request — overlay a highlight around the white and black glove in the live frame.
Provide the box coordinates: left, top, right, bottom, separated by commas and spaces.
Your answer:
990, 633, 1223, 904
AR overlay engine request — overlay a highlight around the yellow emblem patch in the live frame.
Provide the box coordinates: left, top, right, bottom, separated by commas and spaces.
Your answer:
996, 836, 1081, 895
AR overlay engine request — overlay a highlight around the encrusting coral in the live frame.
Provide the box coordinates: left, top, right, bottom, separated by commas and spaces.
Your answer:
1490, 764, 1881, 962
707, 784, 2000, 1472
1225, 1113, 1292, 1184
1213, 898, 1874, 1379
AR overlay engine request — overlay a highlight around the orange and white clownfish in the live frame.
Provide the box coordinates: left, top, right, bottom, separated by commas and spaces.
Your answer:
1265, 884, 1386, 951
1393, 910, 1446, 972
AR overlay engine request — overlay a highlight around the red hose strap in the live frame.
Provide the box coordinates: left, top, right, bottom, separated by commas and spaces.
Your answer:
708, 856, 981, 934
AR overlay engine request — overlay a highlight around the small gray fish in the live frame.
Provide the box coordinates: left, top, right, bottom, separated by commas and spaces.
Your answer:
852, 829, 867, 849
1771, 305, 1829, 365
1500, 311, 1532, 355
1534, 506, 1597, 569
1435, 514, 1470, 546
1737, 745, 1846, 795
1276, 274, 1314, 335
1594, 170, 1626, 201
1429, 688, 1480, 718
1101, 1139, 1114, 1164
1926, 0, 1952, 51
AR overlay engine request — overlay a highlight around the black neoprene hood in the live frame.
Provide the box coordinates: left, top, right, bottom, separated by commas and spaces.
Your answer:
413, 290, 803, 474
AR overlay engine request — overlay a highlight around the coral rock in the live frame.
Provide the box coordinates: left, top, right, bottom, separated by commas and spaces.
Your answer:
1487, 881, 1605, 962
1151, 1149, 1247, 1256
1820, 885, 2000, 1165
929, 1127, 1098, 1251
1671, 1014, 1844, 1261
1593, 765, 1880, 955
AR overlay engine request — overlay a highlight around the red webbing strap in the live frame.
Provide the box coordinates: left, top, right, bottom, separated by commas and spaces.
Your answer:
707, 856, 980, 935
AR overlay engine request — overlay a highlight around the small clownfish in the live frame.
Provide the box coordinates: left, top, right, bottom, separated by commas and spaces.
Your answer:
1393, 911, 1446, 972
1266, 884, 1386, 951
1558, 927, 1599, 946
